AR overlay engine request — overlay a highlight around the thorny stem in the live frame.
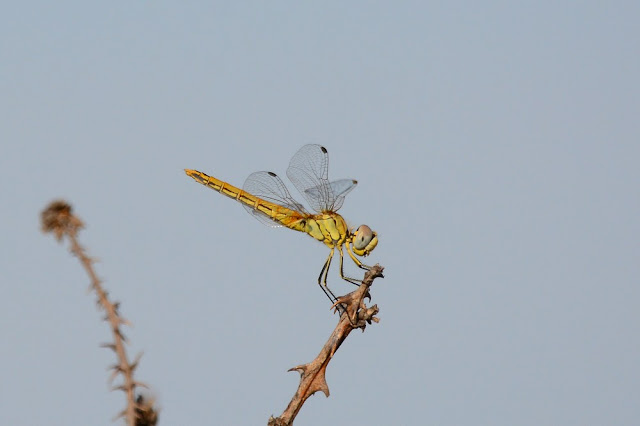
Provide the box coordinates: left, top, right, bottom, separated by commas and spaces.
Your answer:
41, 201, 153, 426
68, 235, 137, 426
269, 264, 384, 426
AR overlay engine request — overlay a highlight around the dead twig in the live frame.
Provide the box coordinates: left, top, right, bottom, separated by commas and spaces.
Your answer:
41, 200, 158, 426
269, 264, 385, 426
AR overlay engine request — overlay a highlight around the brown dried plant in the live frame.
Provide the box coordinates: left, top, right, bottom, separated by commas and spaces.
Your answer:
269, 264, 385, 426
41, 200, 158, 426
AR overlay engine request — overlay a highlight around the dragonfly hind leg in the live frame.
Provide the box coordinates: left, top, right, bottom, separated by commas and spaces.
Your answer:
317, 249, 338, 303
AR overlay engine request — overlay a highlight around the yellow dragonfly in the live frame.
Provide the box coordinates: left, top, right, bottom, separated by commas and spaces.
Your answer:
184, 144, 378, 303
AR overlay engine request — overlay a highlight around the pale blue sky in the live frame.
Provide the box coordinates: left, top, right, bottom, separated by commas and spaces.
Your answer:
1, 2, 639, 425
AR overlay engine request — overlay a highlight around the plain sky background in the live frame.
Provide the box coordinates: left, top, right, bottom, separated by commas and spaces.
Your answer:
1, 2, 638, 425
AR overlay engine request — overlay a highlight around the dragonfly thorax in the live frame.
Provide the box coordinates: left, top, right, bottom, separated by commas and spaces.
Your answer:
304, 213, 350, 248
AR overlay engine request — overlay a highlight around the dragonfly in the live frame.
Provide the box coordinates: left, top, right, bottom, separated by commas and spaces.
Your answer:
184, 144, 378, 304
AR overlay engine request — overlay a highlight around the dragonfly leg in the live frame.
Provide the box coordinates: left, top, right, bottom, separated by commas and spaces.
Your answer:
346, 241, 373, 271
338, 245, 364, 286
318, 249, 350, 316
317, 249, 338, 303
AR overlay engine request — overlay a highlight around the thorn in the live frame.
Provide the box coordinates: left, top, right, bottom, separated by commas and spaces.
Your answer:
288, 365, 307, 375
100, 343, 116, 351
108, 369, 120, 383
115, 329, 128, 343
110, 363, 123, 371
134, 381, 149, 389
130, 352, 144, 371
112, 409, 126, 421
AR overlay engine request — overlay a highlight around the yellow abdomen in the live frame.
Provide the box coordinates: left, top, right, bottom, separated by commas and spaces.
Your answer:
185, 169, 306, 228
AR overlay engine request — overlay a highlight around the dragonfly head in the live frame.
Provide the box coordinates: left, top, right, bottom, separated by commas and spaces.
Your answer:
352, 225, 378, 257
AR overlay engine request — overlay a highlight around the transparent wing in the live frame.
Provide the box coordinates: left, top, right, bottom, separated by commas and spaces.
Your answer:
242, 171, 308, 227
286, 144, 356, 213
304, 179, 358, 212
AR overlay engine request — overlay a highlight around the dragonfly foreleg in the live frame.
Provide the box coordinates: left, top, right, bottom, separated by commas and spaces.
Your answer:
346, 241, 373, 271
338, 245, 364, 286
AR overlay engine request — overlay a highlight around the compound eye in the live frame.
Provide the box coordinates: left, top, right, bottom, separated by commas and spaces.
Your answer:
354, 225, 374, 250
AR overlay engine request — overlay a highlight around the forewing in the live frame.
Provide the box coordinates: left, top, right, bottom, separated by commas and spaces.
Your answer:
242, 171, 308, 227
286, 144, 337, 213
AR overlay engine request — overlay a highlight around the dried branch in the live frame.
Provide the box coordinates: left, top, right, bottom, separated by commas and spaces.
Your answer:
269, 264, 385, 426
41, 201, 158, 426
